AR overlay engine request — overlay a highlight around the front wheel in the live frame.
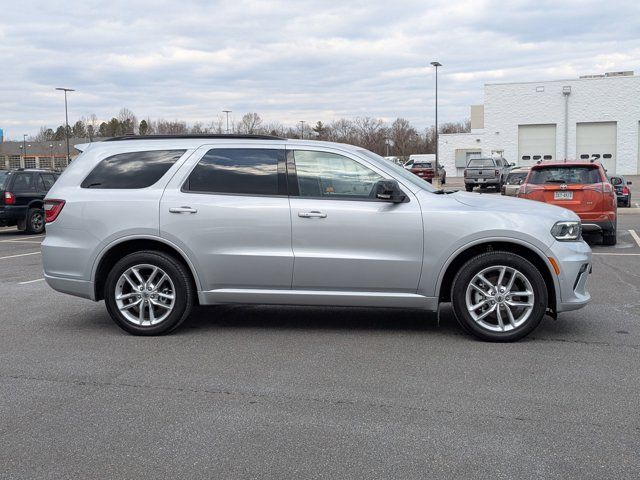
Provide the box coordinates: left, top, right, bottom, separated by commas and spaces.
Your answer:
451, 251, 548, 341
104, 251, 195, 335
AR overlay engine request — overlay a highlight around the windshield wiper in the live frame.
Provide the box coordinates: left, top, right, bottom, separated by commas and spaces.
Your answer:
545, 179, 567, 183
434, 189, 457, 194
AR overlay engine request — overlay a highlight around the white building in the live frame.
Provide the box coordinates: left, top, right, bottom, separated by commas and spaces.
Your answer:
439, 71, 640, 176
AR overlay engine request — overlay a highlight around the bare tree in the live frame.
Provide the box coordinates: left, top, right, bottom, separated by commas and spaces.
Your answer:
239, 112, 263, 134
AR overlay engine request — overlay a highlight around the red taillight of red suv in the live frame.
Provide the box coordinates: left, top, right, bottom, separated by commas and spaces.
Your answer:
44, 199, 65, 223
4, 192, 15, 205
622, 186, 630, 195
518, 184, 543, 196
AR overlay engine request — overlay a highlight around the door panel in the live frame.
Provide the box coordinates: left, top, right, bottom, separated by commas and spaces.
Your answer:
288, 148, 423, 292
160, 145, 293, 291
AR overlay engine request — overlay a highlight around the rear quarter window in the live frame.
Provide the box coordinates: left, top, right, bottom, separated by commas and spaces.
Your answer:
81, 150, 186, 189
467, 159, 495, 168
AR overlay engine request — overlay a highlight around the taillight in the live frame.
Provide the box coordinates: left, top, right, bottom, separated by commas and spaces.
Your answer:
622, 186, 630, 195
602, 182, 613, 194
463, 170, 467, 177
4, 192, 15, 205
44, 199, 65, 223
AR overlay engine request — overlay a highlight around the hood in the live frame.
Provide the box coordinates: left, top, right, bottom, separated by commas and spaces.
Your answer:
451, 191, 579, 221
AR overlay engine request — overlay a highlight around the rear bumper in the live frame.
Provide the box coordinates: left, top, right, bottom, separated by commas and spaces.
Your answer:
464, 178, 500, 185
581, 220, 614, 233
0, 206, 26, 225
44, 273, 96, 301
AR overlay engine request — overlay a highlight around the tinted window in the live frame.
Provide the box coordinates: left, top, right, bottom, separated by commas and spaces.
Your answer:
0, 171, 8, 190
467, 158, 495, 168
610, 177, 623, 186
40, 174, 56, 190
185, 148, 281, 195
81, 150, 185, 189
522, 156, 531, 160
603, 154, 612, 159
529, 166, 602, 185
543, 155, 552, 160
294, 150, 382, 199
12, 173, 35, 192
413, 162, 432, 169
505, 172, 528, 185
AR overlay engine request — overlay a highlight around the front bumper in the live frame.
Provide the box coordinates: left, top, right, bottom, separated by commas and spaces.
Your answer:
547, 239, 592, 313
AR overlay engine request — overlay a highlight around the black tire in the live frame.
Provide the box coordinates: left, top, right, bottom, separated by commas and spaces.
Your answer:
104, 250, 195, 335
602, 219, 617, 246
25, 208, 45, 234
465, 185, 474, 192
450, 251, 548, 342
441, 174, 446, 185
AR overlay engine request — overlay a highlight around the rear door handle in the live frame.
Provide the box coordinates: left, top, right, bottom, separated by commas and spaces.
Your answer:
298, 211, 327, 219
169, 206, 198, 214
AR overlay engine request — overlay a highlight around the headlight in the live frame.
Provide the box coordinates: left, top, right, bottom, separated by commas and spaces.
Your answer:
551, 221, 582, 241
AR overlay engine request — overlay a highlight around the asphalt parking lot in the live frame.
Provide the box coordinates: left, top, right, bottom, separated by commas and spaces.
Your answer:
1, 213, 639, 479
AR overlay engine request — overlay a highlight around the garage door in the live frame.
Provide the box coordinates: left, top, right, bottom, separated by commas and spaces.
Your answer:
576, 122, 616, 174
518, 124, 556, 166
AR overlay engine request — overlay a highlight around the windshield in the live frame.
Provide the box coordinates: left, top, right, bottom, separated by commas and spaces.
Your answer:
356, 149, 438, 192
505, 172, 528, 185
0, 171, 8, 190
467, 158, 495, 168
529, 166, 602, 185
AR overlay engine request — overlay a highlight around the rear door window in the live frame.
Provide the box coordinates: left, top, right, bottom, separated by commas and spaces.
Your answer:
528, 166, 602, 185
0, 171, 8, 190
184, 148, 283, 195
39, 174, 56, 190
81, 150, 186, 189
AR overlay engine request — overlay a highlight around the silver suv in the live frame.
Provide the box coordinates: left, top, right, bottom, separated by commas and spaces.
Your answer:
42, 135, 591, 341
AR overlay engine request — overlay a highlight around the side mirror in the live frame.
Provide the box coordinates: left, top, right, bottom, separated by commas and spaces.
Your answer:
510, 162, 516, 167
628, 181, 633, 185
374, 179, 407, 203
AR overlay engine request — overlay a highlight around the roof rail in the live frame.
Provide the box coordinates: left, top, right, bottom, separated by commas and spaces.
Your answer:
103, 134, 286, 142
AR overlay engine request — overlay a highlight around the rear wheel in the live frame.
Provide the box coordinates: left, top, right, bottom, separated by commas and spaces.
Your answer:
104, 251, 194, 335
25, 208, 45, 234
602, 219, 617, 246
451, 251, 548, 341
465, 185, 474, 192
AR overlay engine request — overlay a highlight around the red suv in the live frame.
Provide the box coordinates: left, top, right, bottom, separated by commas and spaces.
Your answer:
518, 162, 617, 245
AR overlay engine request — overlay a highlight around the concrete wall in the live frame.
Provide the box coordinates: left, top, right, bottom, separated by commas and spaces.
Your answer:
440, 75, 640, 176
439, 131, 485, 177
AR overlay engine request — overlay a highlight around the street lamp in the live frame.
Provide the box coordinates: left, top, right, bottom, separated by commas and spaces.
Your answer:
22, 134, 27, 158
430, 61, 442, 186
222, 110, 232, 134
55, 87, 75, 162
299, 120, 305, 139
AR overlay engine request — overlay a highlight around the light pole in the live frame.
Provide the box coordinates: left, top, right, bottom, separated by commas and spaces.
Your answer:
55, 87, 74, 162
22, 134, 27, 158
222, 110, 232, 134
430, 61, 442, 186
299, 120, 305, 139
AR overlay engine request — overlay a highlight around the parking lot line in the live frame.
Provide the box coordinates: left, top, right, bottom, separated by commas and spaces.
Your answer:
18, 278, 45, 285
592, 252, 640, 256
629, 229, 640, 248
0, 235, 45, 243
0, 252, 41, 260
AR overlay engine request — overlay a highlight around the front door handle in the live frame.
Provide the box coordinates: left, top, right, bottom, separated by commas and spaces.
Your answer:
169, 206, 198, 214
298, 211, 327, 219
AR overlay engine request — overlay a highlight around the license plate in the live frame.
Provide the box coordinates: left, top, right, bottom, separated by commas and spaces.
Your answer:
418, 172, 424, 176
477, 178, 484, 183
554, 191, 573, 200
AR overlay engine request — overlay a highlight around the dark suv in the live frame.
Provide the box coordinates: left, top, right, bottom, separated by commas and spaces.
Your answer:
0, 169, 60, 234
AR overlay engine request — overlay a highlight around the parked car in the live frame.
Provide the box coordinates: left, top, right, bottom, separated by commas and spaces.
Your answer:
610, 176, 632, 207
464, 157, 513, 191
518, 161, 617, 245
404, 154, 435, 170
408, 161, 446, 184
501, 168, 530, 196
43, 135, 591, 341
0, 169, 60, 234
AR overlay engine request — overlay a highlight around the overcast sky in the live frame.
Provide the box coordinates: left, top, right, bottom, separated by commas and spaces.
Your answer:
1, 0, 639, 138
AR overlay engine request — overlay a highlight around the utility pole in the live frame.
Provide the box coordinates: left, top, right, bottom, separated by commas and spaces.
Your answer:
430, 62, 442, 186
55, 87, 74, 162
299, 120, 305, 139
222, 110, 232, 134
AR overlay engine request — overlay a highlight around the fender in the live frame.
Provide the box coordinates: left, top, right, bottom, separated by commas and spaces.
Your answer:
434, 235, 559, 302
90, 234, 203, 291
